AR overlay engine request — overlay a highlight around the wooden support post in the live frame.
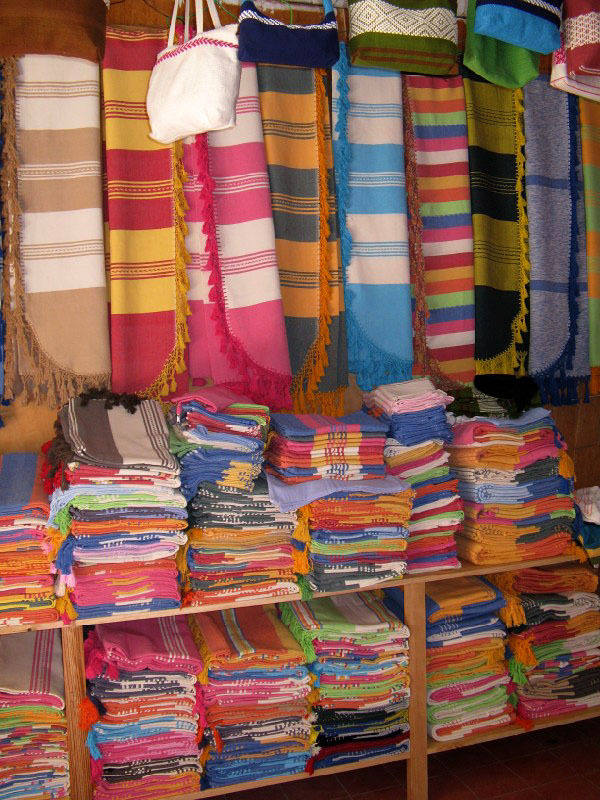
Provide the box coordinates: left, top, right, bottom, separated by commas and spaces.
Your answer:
62, 626, 93, 800
405, 582, 428, 800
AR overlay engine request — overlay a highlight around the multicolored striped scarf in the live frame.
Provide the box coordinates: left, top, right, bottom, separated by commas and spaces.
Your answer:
579, 97, 600, 395
332, 46, 412, 392
0, 55, 110, 406
463, 66, 529, 382
403, 73, 475, 388
103, 27, 189, 397
524, 77, 589, 404
257, 64, 347, 415
183, 64, 292, 411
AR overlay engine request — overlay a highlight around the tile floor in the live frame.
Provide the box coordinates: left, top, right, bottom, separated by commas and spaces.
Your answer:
226, 717, 600, 800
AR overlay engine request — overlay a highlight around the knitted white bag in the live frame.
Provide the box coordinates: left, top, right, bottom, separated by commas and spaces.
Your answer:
147, 0, 241, 144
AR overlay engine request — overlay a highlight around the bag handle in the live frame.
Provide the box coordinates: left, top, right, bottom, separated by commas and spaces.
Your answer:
196, 0, 222, 32
168, 0, 222, 47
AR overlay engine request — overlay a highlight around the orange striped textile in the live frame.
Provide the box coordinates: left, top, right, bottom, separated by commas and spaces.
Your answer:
404, 74, 475, 386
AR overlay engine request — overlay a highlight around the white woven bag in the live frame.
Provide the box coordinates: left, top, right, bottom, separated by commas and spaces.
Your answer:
147, 0, 241, 144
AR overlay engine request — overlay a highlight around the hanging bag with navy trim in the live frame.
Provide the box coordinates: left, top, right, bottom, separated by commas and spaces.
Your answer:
237, 0, 339, 68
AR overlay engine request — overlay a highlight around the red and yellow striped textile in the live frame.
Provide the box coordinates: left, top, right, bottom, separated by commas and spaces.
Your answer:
102, 27, 190, 397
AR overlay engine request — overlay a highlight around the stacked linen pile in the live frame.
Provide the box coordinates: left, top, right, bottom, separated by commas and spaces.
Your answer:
288, 476, 413, 592
190, 605, 313, 787
492, 565, 600, 722
0, 630, 69, 800
182, 478, 299, 604
282, 592, 411, 769
449, 408, 577, 565
84, 617, 203, 800
169, 391, 268, 501
364, 379, 462, 573
47, 395, 186, 619
386, 577, 514, 741
170, 391, 298, 604
264, 412, 388, 483
0, 453, 58, 625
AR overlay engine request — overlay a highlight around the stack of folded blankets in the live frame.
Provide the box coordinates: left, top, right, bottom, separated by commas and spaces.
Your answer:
46, 395, 186, 619
282, 592, 411, 769
0, 630, 69, 800
386, 577, 515, 741
492, 564, 600, 722
170, 391, 298, 604
190, 605, 313, 787
182, 478, 299, 604
288, 475, 413, 592
169, 390, 268, 501
0, 453, 58, 625
364, 379, 462, 572
264, 412, 388, 483
84, 617, 203, 800
449, 408, 577, 565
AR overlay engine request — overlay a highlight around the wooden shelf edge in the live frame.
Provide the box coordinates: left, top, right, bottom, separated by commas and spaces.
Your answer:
170, 751, 410, 800
0, 553, 581, 636
428, 706, 600, 753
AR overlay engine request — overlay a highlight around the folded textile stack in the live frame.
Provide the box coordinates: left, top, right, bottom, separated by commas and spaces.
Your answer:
386, 577, 515, 741
84, 617, 203, 800
491, 565, 600, 722
290, 475, 413, 592
264, 411, 388, 483
46, 395, 186, 619
449, 408, 577, 565
182, 478, 299, 604
574, 486, 600, 565
169, 391, 269, 501
0, 453, 58, 626
170, 390, 295, 604
282, 593, 410, 769
364, 379, 462, 573
190, 605, 313, 787
0, 630, 69, 800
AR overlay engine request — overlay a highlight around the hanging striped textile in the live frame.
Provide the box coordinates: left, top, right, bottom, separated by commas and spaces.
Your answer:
332, 45, 413, 392
524, 77, 590, 403
257, 64, 347, 414
102, 27, 190, 397
462, 65, 529, 382
580, 97, 600, 395
1, 54, 110, 406
404, 73, 475, 386
183, 64, 292, 410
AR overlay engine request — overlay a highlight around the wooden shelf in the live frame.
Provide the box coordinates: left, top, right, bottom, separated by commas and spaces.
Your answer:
174, 751, 410, 800
428, 706, 600, 753
0, 553, 580, 636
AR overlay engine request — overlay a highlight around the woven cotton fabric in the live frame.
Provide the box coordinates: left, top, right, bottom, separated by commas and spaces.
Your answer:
332, 46, 413, 392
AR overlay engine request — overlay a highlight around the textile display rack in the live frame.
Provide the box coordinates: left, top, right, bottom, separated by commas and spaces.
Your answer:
1, 551, 596, 800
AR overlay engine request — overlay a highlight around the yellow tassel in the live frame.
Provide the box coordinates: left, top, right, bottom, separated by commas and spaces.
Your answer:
46, 527, 65, 562
559, 450, 575, 479
498, 592, 526, 628
292, 506, 312, 575
510, 634, 537, 668
56, 593, 77, 621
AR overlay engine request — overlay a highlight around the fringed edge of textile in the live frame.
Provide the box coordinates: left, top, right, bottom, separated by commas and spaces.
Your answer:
197, 134, 292, 412
335, 54, 412, 392
403, 79, 464, 396
143, 140, 190, 399
0, 57, 111, 407
292, 69, 336, 414
475, 88, 530, 379
532, 96, 590, 406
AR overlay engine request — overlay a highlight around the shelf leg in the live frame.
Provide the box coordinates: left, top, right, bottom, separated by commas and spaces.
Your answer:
62, 626, 93, 800
405, 582, 428, 800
